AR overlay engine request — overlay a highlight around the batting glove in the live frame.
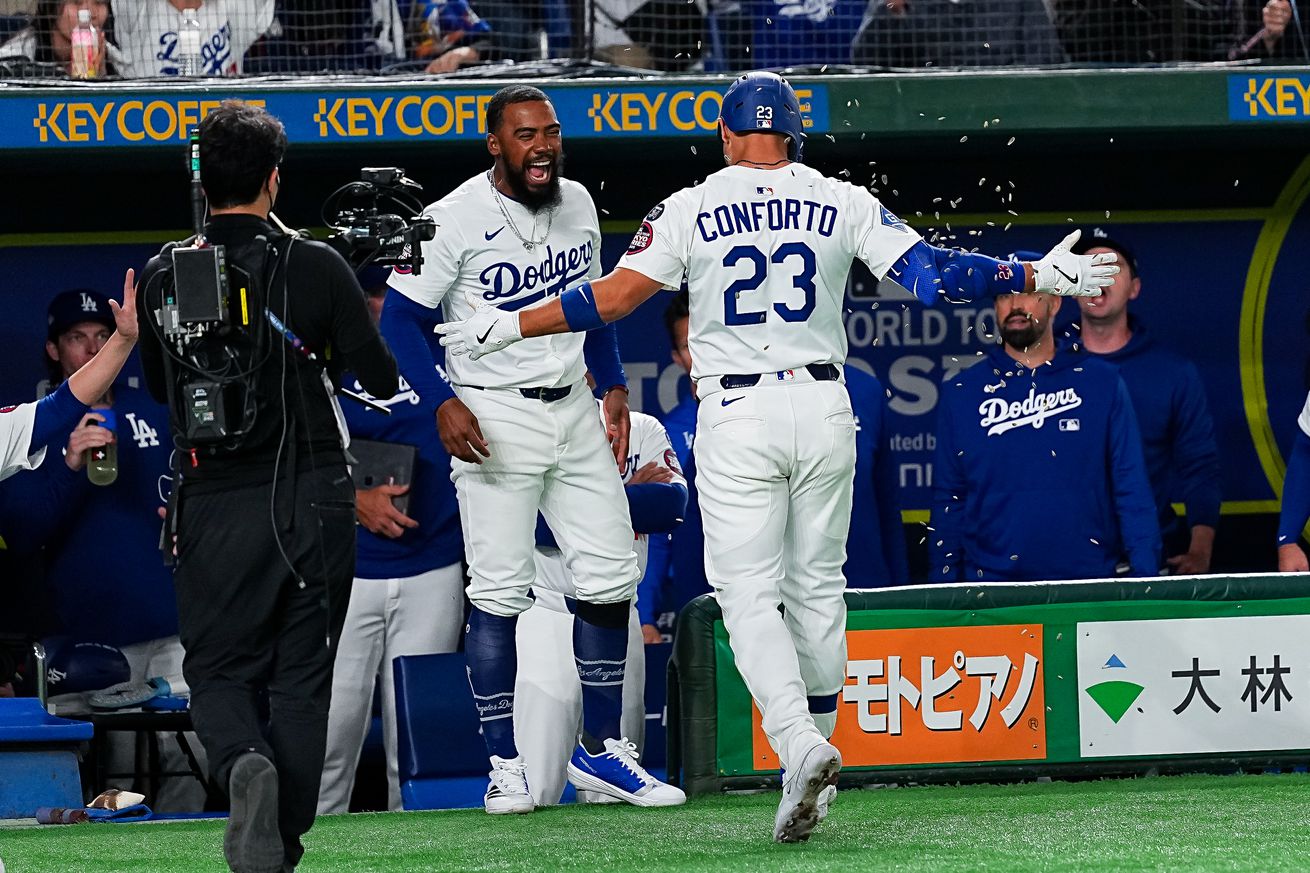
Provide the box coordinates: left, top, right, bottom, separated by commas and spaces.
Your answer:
434, 291, 524, 360
1031, 230, 1119, 297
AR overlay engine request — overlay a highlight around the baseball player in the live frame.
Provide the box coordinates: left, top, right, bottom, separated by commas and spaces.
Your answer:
380, 84, 684, 814
1278, 391, 1310, 572
0, 270, 137, 483
436, 71, 1117, 841
516, 393, 686, 805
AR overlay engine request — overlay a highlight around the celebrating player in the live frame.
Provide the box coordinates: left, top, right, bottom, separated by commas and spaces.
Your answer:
380, 84, 685, 814
436, 71, 1118, 841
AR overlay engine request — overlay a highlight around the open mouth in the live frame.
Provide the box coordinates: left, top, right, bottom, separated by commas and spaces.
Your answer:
526, 158, 553, 185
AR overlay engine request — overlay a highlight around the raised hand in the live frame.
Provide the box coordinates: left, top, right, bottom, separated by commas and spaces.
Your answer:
1032, 230, 1119, 297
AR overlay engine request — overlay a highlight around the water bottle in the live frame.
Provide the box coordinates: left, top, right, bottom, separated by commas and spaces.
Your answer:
70, 8, 100, 79
85, 409, 118, 487
178, 8, 203, 77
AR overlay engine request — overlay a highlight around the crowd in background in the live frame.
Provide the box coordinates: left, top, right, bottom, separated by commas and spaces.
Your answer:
0, 0, 1305, 79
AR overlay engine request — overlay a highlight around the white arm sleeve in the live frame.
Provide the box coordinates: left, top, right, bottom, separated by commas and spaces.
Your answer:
0, 402, 45, 483
849, 187, 921, 280
386, 204, 466, 311
616, 193, 693, 289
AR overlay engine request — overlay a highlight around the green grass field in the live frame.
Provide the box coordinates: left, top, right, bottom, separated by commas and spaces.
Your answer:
3, 774, 1308, 872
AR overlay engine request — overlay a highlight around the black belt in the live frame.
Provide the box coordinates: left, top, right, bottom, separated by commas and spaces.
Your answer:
464, 383, 574, 402
719, 363, 840, 391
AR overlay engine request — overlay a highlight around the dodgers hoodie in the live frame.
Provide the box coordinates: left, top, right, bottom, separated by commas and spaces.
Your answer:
930, 344, 1160, 582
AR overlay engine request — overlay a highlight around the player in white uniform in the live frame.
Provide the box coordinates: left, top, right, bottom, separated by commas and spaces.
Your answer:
436, 72, 1118, 840
382, 85, 684, 815
1277, 391, 1310, 572
516, 399, 686, 805
0, 270, 138, 482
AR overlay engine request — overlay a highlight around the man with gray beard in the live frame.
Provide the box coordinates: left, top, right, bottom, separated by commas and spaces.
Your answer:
929, 286, 1160, 582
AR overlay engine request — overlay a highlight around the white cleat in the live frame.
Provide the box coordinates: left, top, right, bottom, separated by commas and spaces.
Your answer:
774, 742, 841, 843
816, 783, 837, 823
484, 755, 535, 815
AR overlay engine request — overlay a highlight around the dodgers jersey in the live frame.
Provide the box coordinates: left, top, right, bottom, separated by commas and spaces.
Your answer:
389, 173, 602, 390
108, 0, 275, 77
0, 401, 42, 481
533, 406, 685, 611
618, 163, 921, 381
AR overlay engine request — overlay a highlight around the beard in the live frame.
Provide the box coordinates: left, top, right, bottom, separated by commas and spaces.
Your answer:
1000, 314, 1043, 351
502, 152, 565, 212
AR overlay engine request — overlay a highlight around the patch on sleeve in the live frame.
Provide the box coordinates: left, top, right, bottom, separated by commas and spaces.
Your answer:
879, 204, 908, 232
0, 405, 16, 414
663, 447, 682, 474
627, 221, 654, 255
645, 203, 665, 222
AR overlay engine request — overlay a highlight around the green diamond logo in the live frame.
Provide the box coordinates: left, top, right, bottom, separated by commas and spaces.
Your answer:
1086, 680, 1145, 723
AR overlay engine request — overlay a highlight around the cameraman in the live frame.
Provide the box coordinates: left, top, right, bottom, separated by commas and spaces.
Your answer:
135, 102, 397, 873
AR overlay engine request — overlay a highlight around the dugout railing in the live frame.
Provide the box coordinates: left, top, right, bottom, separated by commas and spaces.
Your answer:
668, 575, 1310, 796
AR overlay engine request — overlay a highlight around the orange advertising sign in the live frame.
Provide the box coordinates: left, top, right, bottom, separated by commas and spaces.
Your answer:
751, 624, 1046, 768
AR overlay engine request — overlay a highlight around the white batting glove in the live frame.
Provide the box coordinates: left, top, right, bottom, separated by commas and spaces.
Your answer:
1031, 230, 1119, 297
434, 292, 524, 360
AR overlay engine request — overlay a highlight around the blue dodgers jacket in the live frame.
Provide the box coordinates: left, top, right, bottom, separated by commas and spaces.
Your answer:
929, 345, 1161, 582
1080, 319, 1221, 537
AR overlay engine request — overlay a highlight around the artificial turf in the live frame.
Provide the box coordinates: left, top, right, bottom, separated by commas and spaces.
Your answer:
2, 774, 1308, 872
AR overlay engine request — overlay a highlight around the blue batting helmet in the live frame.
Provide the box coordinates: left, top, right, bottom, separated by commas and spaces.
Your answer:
719, 71, 806, 162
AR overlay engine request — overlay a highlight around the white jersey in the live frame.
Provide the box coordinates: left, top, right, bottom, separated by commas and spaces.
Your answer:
1300, 391, 1310, 438
389, 173, 601, 390
108, 0, 275, 77
532, 407, 684, 611
618, 163, 921, 382
0, 400, 46, 482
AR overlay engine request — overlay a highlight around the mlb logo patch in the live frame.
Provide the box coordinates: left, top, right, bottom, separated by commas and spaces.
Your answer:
776, 369, 796, 382
756, 186, 774, 196
1059, 419, 1080, 431
756, 119, 772, 129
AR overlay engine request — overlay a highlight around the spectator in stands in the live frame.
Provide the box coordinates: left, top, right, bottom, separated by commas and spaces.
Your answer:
0, 0, 113, 74
735, 0, 866, 68
317, 283, 466, 815
1, 288, 205, 812
852, 0, 1066, 67
930, 286, 1160, 583
591, 0, 706, 71
245, 1, 402, 73
1230, 0, 1307, 60
1071, 229, 1221, 575
107, 0, 274, 77
1277, 390, 1310, 572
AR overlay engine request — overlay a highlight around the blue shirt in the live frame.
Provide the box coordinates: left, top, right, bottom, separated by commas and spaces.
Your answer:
930, 345, 1161, 582
1082, 319, 1221, 536
342, 356, 463, 580
3, 380, 178, 647
843, 366, 910, 587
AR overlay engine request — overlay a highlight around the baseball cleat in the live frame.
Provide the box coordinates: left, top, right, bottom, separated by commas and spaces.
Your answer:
816, 783, 837, 823
774, 742, 841, 843
567, 738, 686, 807
484, 755, 535, 815
224, 752, 283, 873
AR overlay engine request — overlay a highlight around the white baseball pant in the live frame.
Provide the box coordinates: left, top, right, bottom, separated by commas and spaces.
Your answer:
450, 382, 640, 616
513, 554, 646, 806
317, 562, 466, 813
694, 375, 855, 772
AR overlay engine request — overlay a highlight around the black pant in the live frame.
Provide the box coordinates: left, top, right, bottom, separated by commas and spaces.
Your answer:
174, 465, 355, 867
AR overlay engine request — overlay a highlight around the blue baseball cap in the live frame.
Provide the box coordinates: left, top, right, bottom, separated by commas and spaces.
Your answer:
47, 289, 115, 341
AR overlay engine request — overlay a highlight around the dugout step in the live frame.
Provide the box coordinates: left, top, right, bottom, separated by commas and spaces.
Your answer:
0, 697, 93, 819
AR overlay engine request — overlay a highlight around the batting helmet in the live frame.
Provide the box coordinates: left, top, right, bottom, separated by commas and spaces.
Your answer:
719, 71, 806, 163
42, 637, 131, 696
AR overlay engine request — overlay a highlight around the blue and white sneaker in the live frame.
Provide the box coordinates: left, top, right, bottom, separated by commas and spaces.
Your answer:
774, 741, 841, 843
567, 738, 686, 807
484, 755, 534, 815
